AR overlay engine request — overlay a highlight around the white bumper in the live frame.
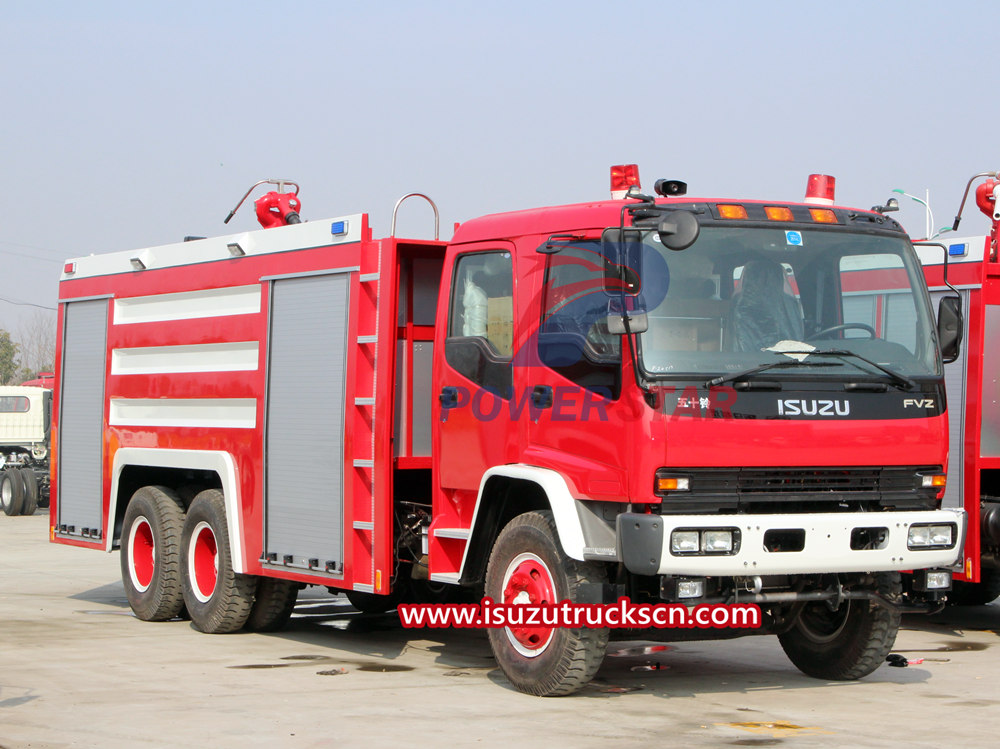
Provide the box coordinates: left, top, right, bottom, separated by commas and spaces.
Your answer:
618, 509, 966, 576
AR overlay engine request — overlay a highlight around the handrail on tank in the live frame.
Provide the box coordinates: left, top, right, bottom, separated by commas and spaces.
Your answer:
390, 193, 440, 240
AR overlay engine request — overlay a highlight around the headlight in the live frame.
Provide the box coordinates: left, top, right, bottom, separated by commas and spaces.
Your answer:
702, 530, 734, 553
907, 523, 955, 549
670, 528, 741, 555
670, 530, 700, 554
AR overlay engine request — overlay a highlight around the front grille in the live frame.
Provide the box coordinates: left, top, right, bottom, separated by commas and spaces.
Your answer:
657, 466, 941, 514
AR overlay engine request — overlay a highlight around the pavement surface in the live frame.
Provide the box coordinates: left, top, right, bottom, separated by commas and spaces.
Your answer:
2, 512, 999, 748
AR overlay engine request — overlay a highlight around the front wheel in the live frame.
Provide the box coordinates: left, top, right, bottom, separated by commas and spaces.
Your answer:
778, 573, 901, 680
181, 489, 256, 633
1, 469, 24, 517
485, 511, 609, 696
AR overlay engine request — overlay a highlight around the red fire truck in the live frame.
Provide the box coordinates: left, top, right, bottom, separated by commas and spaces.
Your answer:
912, 171, 1000, 605
52, 170, 965, 695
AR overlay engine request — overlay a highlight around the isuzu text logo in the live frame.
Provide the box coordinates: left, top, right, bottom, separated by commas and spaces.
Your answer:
777, 399, 850, 416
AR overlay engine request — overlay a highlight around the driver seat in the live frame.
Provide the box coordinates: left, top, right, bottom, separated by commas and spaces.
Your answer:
727, 260, 804, 352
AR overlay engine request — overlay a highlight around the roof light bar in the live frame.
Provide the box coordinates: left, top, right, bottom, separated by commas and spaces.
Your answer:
718, 204, 749, 220
810, 208, 838, 224
765, 206, 794, 221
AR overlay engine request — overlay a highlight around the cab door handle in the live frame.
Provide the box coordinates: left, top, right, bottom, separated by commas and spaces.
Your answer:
531, 385, 553, 409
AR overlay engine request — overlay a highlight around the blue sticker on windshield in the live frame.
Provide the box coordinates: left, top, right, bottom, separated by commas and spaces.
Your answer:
785, 230, 803, 246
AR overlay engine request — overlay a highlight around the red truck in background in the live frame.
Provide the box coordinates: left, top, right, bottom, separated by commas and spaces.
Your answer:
50, 170, 965, 695
912, 171, 1000, 605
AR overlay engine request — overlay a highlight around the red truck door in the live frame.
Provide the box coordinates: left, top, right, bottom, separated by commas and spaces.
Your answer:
432, 244, 518, 549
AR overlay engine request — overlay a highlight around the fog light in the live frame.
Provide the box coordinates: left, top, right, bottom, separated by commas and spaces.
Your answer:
702, 530, 734, 553
912, 568, 953, 592
676, 579, 706, 599
924, 570, 952, 590
908, 523, 954, 549
671, 531, 700, 554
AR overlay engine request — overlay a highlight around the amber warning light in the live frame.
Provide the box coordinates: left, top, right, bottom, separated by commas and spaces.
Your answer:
804, 174, 836, 206
611, 164, 641, 199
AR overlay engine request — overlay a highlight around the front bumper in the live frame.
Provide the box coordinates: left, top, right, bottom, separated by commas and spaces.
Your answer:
617, 509, 966, 576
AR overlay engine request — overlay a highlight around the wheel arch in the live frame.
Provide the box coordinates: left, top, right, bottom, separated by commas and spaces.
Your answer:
110, 448, 246, 572
458, 465, 588, 586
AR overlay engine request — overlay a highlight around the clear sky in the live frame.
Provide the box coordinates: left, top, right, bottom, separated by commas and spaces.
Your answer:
2, 1, 998, 333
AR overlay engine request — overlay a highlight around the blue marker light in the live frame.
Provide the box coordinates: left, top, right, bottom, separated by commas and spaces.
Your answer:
331, 220, 349, 236
948, 243, 967, 257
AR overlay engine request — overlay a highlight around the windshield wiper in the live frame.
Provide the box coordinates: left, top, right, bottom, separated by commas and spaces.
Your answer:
805, 349, 917, 391
704, 359, 839, 388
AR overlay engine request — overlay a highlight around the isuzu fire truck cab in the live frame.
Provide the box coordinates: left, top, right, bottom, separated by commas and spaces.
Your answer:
52, 170, 965, 695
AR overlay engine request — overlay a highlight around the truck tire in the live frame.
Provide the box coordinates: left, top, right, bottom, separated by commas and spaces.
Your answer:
1, 469, 24, 516
778, 572, 901, 680
484, 511, 609, 696
948, 569, 1000, 606
181, 489, 256, 633
121, 486, 186, 621
20, 469, 39, 515
244, 577, 299, 632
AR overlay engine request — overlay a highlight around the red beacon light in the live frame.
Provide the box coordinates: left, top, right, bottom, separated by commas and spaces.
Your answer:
611, 164, 641, 199
804, 174, 836, 206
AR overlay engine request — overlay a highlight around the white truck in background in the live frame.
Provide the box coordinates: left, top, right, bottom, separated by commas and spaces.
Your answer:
0, 385, 52, 516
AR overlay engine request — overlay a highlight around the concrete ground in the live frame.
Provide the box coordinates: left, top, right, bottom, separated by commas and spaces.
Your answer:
1, 512, 998, 748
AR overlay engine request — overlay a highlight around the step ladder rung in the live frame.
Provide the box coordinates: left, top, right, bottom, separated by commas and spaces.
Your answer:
357, 335, 378, 344
433, 527, 471, 540
353, 459, 374, 468
359, 273, 380, 282
354, 397, 375, 406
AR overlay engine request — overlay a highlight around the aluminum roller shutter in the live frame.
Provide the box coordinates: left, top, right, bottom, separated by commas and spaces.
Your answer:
57, 299, 109, 537
264, 272, 349, 569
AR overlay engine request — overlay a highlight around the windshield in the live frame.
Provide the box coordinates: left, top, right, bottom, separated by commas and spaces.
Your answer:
632, 225, 939, 380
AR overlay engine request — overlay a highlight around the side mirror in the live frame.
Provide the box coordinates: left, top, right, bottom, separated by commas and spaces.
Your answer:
657, 210, 700, 251
937, 295, 963, 363
914, 240, 964, 364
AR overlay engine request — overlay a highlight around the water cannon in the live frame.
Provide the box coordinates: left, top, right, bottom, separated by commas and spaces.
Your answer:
952, 170, 1000, 260
224, 179, 302, 228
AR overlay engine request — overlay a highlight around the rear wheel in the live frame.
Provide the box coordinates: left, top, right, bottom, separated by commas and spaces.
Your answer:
484, 511, 609, 696
1, 469, 24, 517
120, 486, 186, 621
245, 577, 299, 632
181, 489, 256, 633
778, 573, 901, 680
20, 469, 39, 515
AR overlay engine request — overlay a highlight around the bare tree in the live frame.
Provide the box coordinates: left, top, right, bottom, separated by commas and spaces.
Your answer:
16, 310, 56, 381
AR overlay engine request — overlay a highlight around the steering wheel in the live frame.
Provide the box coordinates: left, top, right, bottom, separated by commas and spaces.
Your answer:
807, 322, 876, 341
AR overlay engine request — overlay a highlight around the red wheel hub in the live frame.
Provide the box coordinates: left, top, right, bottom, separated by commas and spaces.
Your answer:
191, 522, 219, 602
502, 553, 556, 654
130, 518, 155, 591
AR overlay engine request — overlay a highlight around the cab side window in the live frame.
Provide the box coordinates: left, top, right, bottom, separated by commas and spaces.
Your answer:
445, 252, 514, 396
538, 242, 621, 398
